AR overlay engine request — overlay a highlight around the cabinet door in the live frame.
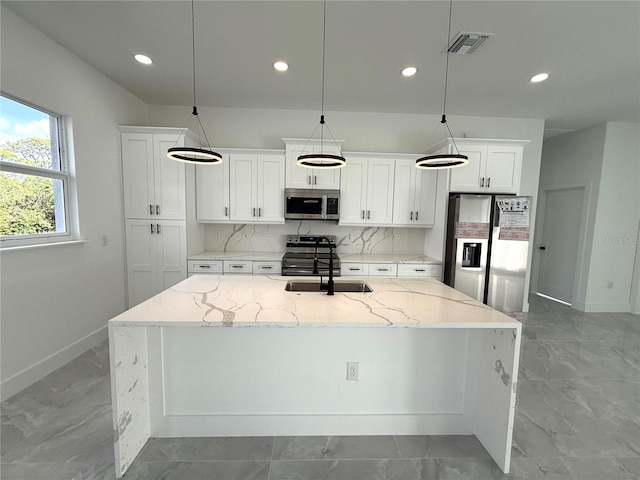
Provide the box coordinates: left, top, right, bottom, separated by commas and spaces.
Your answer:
125, 219, 158, 307
285, 145, 314, 189
413, 169, 437, 226
153, 134, 186, 219
257, 154, 285, 223
122, 133, 155, 219
392, 159, 415, 225
366, 158, 395, 224
155, 220, 187, 292
339, 157, 368, 224
449, 144, 486, 192
229, 154, 258, 222
312, 145, 341, 189
196, 157, 230, 221
484, 145, 522, 194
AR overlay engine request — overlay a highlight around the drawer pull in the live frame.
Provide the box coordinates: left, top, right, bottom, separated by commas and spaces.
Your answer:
231, 265, 244, 268
349, 268, 361, 271
377, 268, 389, 272
415, 269, 426, 272
260, 266, 273, 269
199, 265, 211, 268
149, 204, 153, 215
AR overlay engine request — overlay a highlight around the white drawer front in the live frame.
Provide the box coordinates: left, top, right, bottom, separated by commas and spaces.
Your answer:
253, 262, 282, 275
369, 263, 398, 277
187, 260, 223, 274
223, 260, 253, 274
341, 264, 369, 276
397, 264, 442, 278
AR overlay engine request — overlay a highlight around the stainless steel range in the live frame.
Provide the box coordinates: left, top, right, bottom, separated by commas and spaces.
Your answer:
281, 235, 341, 277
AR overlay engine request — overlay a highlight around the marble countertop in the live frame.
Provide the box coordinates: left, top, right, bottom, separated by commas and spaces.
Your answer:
189, 251, 283, 262
188, 251, 441, 264
109, 275, 520, 329
339, 253, 441, 264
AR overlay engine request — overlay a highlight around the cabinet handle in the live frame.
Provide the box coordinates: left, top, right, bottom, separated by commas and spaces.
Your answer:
378, 268, 389, 272
349, 268, 360, 271
367, 210, 371, 219
362, 210, 365, 220
416, 211, 419, 221
225, 206, 228, 217
150, 223, 154, 234
487, 177, 491, 188
314, 175, 317, 185
415, 269, 426, 272
410, 211, 413, 221
258, 207, 262, 217
156, 205, 160, 215
156, 224, 161, 234
231, 265, 243, 268
308, 175, 312, 185
199, 264, 211, 269
253, 208, 256, 217
149, 204, 153, 215
480, 177, 485, 188
260, 266, 273, 270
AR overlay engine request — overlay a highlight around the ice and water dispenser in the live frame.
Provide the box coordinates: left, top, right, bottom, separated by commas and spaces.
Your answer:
461, 242, 482, 268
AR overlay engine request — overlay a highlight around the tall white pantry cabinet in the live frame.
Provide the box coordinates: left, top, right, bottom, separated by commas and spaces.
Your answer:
120, 127, 198, 307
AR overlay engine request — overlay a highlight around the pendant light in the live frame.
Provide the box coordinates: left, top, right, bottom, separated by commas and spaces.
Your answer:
415, 0, 469, 170
297, 0, 346, 170
167, 0, 222, 165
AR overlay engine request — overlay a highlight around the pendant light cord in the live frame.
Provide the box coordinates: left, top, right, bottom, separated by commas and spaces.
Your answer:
442, 0, 453, 117
319, 0, 327, 152
192, 0, 197, 110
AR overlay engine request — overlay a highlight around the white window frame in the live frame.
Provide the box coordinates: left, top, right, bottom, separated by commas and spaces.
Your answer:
0, 94, 76, 249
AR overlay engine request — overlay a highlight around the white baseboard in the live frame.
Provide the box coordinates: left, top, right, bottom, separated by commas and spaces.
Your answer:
1, 326, 108, 402
573, 300, 631, 313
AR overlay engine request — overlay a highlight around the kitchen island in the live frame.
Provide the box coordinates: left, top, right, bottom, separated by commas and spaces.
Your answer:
109, 275, 521, 477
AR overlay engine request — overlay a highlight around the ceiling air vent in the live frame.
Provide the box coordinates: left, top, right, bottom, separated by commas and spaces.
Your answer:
447, 32, 494, 55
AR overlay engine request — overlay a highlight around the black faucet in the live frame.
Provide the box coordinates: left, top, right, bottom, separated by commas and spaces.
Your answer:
312, 236, 335, 295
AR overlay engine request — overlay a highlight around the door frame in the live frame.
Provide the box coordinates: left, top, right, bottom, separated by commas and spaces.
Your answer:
530, 182, 593, 308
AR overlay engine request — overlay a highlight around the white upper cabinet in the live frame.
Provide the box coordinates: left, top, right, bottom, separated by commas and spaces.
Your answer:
428, 138, 529, 194
283, 138, 344, 189
196, 155, 230, 222
121, 128, 193, 220
229, 153, 285, 223
393, 158, 437, 227
339, 156, 395, 226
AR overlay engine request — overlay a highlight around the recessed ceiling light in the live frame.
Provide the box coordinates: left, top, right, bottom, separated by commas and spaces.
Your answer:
401, 66, 418, 77
274, 61, 289, 72
530, 73, 549, 83
134, 54, 153, 65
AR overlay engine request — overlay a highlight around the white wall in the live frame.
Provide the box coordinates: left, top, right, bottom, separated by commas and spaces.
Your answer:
0, 6, 148, 400
535, 122, 640, 312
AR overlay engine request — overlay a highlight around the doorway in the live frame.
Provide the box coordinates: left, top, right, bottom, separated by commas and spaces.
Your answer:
536, 187, 584, 305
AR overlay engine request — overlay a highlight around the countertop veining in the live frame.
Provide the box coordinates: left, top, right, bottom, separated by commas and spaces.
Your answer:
110, 275, 519, 329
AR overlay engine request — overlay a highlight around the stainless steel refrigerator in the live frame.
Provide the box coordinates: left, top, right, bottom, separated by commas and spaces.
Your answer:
443, 193, 532, 313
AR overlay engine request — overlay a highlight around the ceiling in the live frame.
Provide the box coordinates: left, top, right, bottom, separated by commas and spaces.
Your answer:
5, 1, 639, 135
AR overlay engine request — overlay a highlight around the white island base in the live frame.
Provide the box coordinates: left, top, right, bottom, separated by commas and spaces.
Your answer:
109, 275, 521, 477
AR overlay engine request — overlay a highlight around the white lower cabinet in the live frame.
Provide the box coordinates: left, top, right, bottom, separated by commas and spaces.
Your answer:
187, 260, 223, 276
253, 261, 282, 275
125, 219, 187, 307
341, 264, 369, 276
223, 260, 253, 274
397, 264, 443, 279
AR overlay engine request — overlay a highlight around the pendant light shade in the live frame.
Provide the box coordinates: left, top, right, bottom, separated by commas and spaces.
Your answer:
416, 0, 469, 170
167, 0, 221, 165
297, 0, 346, 169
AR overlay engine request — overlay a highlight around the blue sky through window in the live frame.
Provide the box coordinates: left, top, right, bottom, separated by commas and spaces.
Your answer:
0, 96, 51, 144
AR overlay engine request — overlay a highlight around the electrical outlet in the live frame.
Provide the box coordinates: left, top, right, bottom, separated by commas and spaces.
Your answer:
393, 233, 401, 241
261, 232, 269, 240
346, 362, 359, 381
607, 281, 614, 289
101, 234, 108, 247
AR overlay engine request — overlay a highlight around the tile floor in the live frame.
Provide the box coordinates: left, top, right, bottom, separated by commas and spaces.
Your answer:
1, 295, 639, 479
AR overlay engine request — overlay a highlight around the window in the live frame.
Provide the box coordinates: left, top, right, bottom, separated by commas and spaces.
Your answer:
0, 94, 72, 246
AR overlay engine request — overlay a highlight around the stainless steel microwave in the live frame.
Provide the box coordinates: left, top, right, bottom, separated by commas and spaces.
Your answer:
284, 189, 340, 220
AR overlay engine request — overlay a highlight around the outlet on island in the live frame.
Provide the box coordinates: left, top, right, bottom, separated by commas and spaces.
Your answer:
346, 362, 359, 381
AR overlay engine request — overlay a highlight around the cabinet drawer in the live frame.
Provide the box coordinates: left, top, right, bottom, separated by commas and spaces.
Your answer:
187, 260, 223, 274
253, 261, 282, 275
341, 264, 369, 276
397, 264, 442, 278
369, 263, 398, 277
223, 260, 253, 274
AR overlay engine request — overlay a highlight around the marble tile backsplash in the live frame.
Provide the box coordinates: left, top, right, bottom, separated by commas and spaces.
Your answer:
203, 222, 425, 255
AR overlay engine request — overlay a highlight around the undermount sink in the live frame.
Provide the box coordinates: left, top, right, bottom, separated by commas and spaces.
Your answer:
285, 280, 373, 293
